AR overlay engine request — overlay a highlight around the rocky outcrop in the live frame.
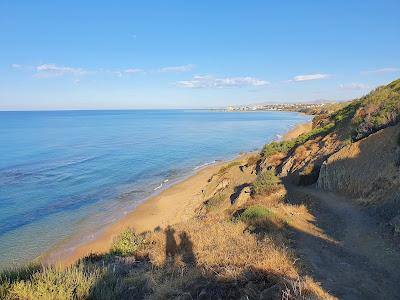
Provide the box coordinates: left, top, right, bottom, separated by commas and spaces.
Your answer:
278, 132, 345, 184
231, 186, 251, 207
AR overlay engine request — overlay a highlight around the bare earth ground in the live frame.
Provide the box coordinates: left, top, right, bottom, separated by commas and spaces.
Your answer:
286, 185, 400, 300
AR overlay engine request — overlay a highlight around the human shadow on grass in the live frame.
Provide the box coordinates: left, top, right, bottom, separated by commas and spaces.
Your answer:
81, 225, 307, 300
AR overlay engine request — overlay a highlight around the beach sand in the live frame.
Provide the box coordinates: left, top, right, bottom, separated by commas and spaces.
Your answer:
46, 121, 311, 266
282, 122, 312, 140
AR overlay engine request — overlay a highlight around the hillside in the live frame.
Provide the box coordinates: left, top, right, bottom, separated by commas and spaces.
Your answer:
2, 78, 400, 300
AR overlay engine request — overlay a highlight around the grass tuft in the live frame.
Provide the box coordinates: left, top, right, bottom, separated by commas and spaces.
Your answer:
110, 228, 144, 257
239, 205, 273, 222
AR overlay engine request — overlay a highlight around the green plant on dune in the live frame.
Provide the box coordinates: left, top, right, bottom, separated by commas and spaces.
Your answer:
239, 205, 273, 222
110, 228, 144, 257
261, 122, 335, 158
1, 264, 99, 300
251, 169, 281, 196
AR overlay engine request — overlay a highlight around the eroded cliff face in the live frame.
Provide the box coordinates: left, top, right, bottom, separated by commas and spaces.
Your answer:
317, 124, 400, 197
277, 131, 345, 185
317, 124, 400, 222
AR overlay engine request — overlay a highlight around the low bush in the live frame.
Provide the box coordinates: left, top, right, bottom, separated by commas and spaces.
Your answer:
261, 123, 335, 158
110, 228, 144, 257
251, 169, 281, 196
1, 264, 99, 300
238, 205, 273, 222
351, 79, 400, 141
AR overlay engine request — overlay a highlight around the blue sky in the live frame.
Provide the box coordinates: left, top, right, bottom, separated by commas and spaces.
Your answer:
0, 1, 399, 110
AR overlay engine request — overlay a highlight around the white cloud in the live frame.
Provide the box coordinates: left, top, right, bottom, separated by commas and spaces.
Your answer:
124, 68, 143, 74
35, 64, 87, 77
11, 63, 22, 68
177, 75, 270, 88
160, 64, 195, 73
361, 67, 399, 74
292, 74, 329, 82
339, 82, 369, 90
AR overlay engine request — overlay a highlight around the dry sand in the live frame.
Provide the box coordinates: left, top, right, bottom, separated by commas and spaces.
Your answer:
46, 122, 311, 266
283, 122, 312, 141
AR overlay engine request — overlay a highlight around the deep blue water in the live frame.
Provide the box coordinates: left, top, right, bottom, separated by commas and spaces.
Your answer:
0, 110, 310, 267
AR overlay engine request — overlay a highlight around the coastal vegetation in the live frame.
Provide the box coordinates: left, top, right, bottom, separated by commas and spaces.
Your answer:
110, 229, 145, 257
261, 122, 334, 158
237, 205, 273, 222
251, 169, 281, 196
2, 78, 400, 299
351, 79, 400, 140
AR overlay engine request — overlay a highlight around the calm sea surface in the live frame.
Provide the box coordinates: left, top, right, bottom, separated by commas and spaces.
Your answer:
0, 110, 310, 268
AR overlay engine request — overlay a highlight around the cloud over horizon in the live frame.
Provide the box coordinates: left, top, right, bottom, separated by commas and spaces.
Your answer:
177, 75, 270, 88
124, 68, 143, 74
159, 64, 195, 73
35, 64, 88, 78
292, 74, 330, 82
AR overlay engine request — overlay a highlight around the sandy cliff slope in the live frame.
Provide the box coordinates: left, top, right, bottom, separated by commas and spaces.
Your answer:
317, 124, 400, 227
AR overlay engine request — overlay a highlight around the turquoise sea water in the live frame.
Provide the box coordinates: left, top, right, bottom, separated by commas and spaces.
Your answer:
0, 110, 310, 268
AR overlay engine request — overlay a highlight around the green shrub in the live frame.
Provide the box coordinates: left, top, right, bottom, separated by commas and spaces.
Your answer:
1, 264, 99, 300
251, 169, 281, 196
110, 228, 144, 257
239, 205, 273, 222
351, 79, 400, 140
262, 140, 296, 157
261, 122, 335, 158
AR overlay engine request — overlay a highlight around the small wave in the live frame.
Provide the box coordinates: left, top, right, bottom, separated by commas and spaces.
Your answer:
163, 179, 169, 183
276, 134, 283, 140
193, 160, 216, 170
154, 183, 163, 191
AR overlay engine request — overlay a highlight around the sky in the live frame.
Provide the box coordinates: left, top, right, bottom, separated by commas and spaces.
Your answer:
0, 0, 399, 110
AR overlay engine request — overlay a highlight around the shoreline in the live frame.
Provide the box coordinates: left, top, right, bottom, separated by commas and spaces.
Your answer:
45, 121, 312, 266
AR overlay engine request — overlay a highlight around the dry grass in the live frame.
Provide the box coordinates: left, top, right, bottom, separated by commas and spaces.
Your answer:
216, 161, 241, 176
203, 192, 227, 212
246, 154, 260, 166
144, 215, 296, 276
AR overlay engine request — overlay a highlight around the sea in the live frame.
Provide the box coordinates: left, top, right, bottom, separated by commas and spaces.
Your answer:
0, 109, 310, 268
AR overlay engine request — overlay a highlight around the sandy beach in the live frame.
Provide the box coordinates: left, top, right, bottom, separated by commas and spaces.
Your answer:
46, 121, 311, 266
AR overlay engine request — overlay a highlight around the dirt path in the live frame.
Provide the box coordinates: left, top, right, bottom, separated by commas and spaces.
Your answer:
286, 186, 400, 300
